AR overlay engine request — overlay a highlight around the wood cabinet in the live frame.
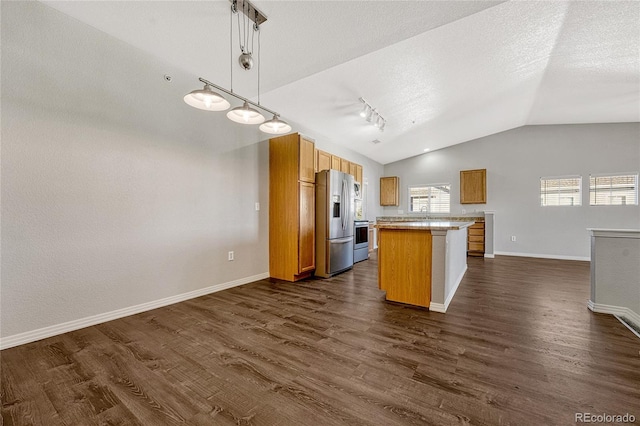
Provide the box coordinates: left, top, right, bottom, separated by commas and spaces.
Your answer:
299, 138, 316, 183
349, 162, 357, 177
331, 155, 341, 171
269, 133, 316, 281
340, 158, 350, 174
460, 169, 486, 204
316, 149, 331, 173
298, 182, 316, 272
378, 228, 432, 308
380, 176, 400, 206
467, 221, 485, 257
316, 149, 363, 182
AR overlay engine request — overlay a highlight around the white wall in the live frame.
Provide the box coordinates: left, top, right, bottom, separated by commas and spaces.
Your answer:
590, 231, 640, 319
0, 1, 384, 342
445, 228, 467, 303
383, 123, 640, 260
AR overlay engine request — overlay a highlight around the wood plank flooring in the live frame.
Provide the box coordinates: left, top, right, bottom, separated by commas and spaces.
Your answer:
2, 254, 639, 425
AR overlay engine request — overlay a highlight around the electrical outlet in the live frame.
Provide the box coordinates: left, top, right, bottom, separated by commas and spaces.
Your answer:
255, 202, 260, 211
228, 251, 234, 261
511, 236, 517, 242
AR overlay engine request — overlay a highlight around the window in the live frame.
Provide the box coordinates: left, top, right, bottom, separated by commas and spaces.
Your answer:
590, 173, 638, 206
540, 176, 581, 206
408, 184, 450, 214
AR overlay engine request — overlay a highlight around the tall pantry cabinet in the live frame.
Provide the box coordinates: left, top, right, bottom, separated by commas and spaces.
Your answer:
269, 133, 316, 281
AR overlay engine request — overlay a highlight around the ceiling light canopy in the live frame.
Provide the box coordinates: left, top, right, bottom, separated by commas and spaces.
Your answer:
183, 0, 291, 135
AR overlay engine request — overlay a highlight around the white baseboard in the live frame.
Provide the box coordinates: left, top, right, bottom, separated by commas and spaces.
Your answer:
0, 272, 269, 350
484, 253, 495, 258
430, 265, 468, 313
429, 302, 446, 313
494, 251, 590, 261
588, 300, 640, 339
587, 300, 628, 315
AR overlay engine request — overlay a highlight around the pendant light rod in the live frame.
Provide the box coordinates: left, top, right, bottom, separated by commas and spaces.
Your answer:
198, 77, 278, 117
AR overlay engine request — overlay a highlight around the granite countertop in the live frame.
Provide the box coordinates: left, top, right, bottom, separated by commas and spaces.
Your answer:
375, 220, 476, 230
377, 215, 484, 222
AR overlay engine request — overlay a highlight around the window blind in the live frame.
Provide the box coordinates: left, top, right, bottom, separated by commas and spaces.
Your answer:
590, 173, 638, 206
409, 184, 450, 213
540, 176, 581, 206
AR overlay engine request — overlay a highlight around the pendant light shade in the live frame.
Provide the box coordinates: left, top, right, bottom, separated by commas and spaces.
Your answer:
226, 101, 265, 124
184, 84, 230, 111
259, 114, 292, 134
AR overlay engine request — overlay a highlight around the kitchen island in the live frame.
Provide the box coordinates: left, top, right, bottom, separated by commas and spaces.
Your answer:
375, 221, 474, 312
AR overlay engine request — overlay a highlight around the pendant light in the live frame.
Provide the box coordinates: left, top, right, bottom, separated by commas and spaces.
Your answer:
227, 101, 265, 124
183, 84, 231, 111
260, 114, 292, 134
183, 0, 291, 135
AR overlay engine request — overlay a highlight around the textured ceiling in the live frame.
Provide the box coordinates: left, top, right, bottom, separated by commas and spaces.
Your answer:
43, 1, 640, 164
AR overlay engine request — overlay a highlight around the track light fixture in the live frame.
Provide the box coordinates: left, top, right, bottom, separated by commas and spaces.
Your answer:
183, 0, 291, 135
358, 97, 386, 132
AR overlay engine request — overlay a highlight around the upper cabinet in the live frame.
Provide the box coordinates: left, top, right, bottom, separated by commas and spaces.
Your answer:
331, 155, 341, 171
340, 158, 351, 174
380, 176, 400, 206
299, 137, 316, 183
460, 169, 487, 204
316, 149, 332, 172
314, 149, 363, 183
349, 162, 357, 178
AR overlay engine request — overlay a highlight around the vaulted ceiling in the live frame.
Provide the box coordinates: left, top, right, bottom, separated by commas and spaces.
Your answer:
43, 1, 640, 164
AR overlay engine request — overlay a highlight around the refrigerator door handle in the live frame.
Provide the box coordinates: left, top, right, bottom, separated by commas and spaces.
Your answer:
340, 179, 345, 230
342, 179, 348, 230
331, 236, 353, 244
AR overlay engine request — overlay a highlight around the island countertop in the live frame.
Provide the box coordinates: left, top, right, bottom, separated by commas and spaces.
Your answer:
375, 220, 475, 231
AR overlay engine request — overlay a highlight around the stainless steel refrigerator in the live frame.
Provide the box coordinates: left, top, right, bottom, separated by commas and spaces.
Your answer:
315, 170, 354, 277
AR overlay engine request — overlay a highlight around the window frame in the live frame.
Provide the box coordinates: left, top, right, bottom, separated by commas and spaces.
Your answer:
589, 172, 639, 206
540, 175, 582, 207
407, 183, 451, 215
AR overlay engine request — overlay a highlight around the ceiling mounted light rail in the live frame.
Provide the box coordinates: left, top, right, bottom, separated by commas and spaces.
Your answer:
183, 0, 291, 135
359, 97, 386, 132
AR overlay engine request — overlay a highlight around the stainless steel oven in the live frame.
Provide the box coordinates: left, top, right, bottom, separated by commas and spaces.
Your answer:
354, 220, 369, 263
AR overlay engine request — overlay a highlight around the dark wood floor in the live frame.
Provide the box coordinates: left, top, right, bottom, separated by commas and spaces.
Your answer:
2, 254, 639, 425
